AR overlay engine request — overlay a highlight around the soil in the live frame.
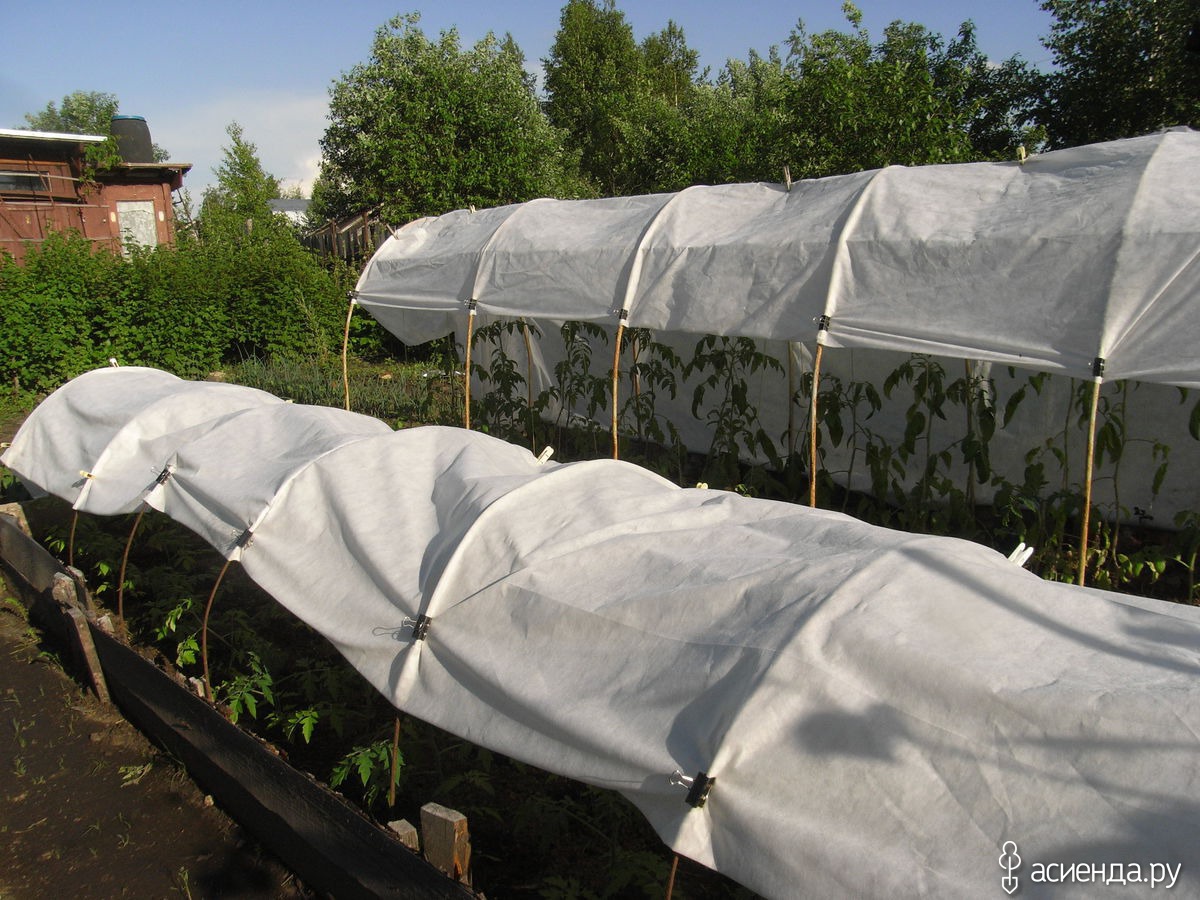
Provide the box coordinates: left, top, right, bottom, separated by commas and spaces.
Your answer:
0, 568, 309, 900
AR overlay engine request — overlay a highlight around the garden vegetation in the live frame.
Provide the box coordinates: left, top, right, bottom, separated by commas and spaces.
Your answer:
3, 1, 1200, 895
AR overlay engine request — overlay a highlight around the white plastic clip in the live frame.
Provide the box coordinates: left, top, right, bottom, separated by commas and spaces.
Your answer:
783, 165, 792, 192
108, 357, 119, 367
0, 442, 10, 449
1007, 542, 1035, 568
536, 446, 554, 465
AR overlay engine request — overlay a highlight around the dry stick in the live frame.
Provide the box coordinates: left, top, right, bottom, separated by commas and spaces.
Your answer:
201, 557, 236, 702
463, 304, 477, 430
522, 321, 536, 451
341, 296, 355, 412
964, 359, 977, 511
664, 852, 680, 900
611, 320, 626, 460
1077, 378, 1103, 587
808, 342, 826, 507
116, 506, 146, 636
389, 714, 402, 808
67, 510, 78, 569
787, 346, 797, 457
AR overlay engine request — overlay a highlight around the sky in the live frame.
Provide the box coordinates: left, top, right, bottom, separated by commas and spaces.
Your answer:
2, 0, 1057, 199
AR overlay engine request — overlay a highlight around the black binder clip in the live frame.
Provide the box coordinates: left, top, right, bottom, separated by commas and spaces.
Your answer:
671, 769, 715, 808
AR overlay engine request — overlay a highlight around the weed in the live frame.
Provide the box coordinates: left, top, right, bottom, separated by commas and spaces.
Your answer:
172, 866, 194, 899
119, 761, 153, 787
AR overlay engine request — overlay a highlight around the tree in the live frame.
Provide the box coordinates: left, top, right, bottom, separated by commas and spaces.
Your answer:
784, 9, 978, 178
777, 4, 1044, 179
23, 90, 119, 134
199, 123, 284, 243
312, 13, 586, 225
192, 123, 350, 359
599, 20, 711, 194
932, 23, 1046, 159
22, 90, 171, 162
1040, 0, 1200, 147
544, 0, 644, 194
641, 21, 701, 107
616, 46, 795, 192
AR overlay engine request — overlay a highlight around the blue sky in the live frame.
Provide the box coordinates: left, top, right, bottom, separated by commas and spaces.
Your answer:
2, 0, 1056, 199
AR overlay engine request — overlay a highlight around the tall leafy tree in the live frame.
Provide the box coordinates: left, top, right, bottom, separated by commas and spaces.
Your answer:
199, 122, 284, 243
1040, 0, 1200, 147
778, 4, 1043, 178
619, 47, 795, 192
641, 21, 701, 107
605, 20, 710, 194
544, 0, 644, 194
194, 123, 348, 358
313, 13, 585, 225
21, 90, 171, 166
932, 23, 1046, 159
23, 90, 119, 134
785, 9, 979, 178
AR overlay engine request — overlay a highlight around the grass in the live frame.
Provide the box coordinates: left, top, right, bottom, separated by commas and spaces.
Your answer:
226, 354, 461, 428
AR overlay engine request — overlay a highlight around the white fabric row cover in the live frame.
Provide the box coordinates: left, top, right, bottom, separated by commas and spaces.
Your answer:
6, 367, 1200, 898
355, 128, 1200, 387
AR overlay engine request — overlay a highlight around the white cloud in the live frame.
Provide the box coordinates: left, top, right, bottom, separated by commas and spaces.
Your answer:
150, 89, 328, 199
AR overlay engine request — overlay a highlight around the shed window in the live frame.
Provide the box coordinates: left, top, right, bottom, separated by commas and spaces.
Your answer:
0, 171, 49, 196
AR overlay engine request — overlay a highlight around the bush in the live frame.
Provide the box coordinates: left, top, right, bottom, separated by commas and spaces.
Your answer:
0, 226, 356, 390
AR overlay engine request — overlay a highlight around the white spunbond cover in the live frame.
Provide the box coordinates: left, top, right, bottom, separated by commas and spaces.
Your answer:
356, 128, 1200, 387
5, 371, 1200, 896
0, 367, 282, 515
143, 403, 392, 559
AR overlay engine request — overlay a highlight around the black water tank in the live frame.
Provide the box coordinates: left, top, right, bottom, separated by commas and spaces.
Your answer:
110, 115, 153, 163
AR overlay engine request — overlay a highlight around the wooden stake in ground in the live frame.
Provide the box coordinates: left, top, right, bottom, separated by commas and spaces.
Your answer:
463, 300, 477, 430
116, 507, 146, 635
341, 294, 356, 412
611, 316, 627, 460
1078, 364, 1104, 586
808, 341, 826, 508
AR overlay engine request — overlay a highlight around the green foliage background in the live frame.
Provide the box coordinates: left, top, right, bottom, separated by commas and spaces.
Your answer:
0, 225, 363, 395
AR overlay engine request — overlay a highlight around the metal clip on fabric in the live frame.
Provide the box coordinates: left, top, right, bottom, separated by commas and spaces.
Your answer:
670, 769, 715, 808
403, 614, 432, 642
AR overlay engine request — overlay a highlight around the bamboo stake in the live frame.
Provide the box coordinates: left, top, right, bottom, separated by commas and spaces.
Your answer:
964, 360, 976, 511
201, 557, 236, 702
389, 714, 402, 807
665, 852, 680, 900
67, 510, 78, 569
808, 342, 825, 508
787, 346, 797, 457
341, 295, 356, 412
1077, 373, 1103, 586
522, 321, 536, 451
611, 319, 626, 460
116, 507, 146, 636
463, 301, 477, 430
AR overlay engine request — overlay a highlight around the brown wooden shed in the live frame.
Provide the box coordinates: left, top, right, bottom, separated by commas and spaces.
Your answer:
0, 125, 191, 263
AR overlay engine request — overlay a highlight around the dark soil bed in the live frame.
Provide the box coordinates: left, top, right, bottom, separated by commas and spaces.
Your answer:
0, 570, 308, 899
